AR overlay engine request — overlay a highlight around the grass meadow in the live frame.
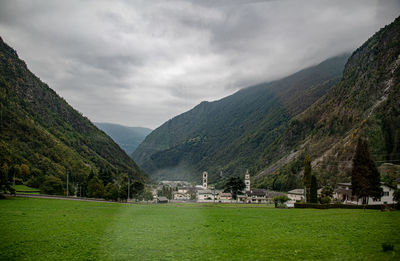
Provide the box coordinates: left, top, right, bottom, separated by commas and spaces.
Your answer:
0, 197, 399, 260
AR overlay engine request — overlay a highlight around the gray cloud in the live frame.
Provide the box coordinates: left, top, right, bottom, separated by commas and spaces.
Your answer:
0, 0, 399, 129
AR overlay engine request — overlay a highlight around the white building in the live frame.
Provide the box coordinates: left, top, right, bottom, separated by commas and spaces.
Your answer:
334, 182, 397, 205
287, 189, 305, 202
197, 189, 218, 202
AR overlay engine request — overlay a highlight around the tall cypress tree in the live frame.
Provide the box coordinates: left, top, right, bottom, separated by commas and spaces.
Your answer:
310, 175, 318, 203
303, 155, 312, 202
351, 137, 382, 204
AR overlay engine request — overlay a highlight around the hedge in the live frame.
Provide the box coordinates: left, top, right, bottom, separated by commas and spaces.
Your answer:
294, 203, 395, 210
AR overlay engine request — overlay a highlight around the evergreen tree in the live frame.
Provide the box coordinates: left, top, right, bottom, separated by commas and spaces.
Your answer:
303, 155, 312, 202
224, 176, 245, 200
310, 175, 318, 203
351, 137, 382, 204
87, 175, 105, 198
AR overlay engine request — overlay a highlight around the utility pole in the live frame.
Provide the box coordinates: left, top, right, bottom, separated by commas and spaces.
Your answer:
66, 171, 69, 197
127, 177, 130, 202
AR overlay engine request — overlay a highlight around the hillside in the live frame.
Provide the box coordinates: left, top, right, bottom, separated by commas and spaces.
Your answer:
133, 54, 349, 183
94, 122, 151, 155
0, 37, 146, 194
255, 16, 400, 190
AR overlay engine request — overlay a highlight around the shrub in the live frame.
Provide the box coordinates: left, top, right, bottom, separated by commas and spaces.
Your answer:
319, 196, 331, 204
40, 175, 63, 195
273, 195, 290, 207
14, 177, 23, 185
26, 176, 40, 188
382, 243, 394, 252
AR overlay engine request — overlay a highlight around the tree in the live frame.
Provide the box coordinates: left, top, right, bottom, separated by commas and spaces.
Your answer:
273, 195, 290, 208
320, 186, 334, 198
142, 190, 154, 202
87, 175, 105, 198
99, 167, 113, 186
392, 189, 400, 209
40, 175, 63, 195
351, 137, 382, 204
224, 176, 245, 200
104, 183, 119, 201
0, 163, 15, 195
310, 175, 318, 203
20, 164, 30, 181
131, 181, 144, 200
303, 155, 312, 202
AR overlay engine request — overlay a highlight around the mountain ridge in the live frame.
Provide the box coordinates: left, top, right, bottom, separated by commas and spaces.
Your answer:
133, 53, 350, 183
0, 37, 146, 194
94, 122, 151, 155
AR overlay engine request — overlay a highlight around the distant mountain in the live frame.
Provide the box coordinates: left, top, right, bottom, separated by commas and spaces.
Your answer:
94, 122, 151, 155
254, 15, 400, 190
0, 37, 146, 193
133, 53, 350, 183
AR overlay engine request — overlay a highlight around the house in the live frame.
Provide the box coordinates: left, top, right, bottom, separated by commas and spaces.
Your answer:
287, 189, 304, 202
218, 192, 232, 201
197, 189, 218, 202
157, 196, 169, 203
236, 189, 282, 204
334, 182, 396, 205
173, 187, 196, 200
245, 189, 269, 204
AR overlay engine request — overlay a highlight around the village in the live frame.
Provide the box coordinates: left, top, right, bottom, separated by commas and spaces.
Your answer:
153, 171, 400, 206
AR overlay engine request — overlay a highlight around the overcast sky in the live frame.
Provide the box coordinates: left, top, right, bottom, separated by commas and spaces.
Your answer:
0, 0, 399, 129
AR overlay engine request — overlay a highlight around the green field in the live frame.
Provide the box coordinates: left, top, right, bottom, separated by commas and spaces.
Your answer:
12, 185, 41, 194
0, 198, 399, 260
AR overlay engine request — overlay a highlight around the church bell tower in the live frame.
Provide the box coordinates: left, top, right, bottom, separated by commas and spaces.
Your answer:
245, 169, 250, 192
202, 171, 208, 189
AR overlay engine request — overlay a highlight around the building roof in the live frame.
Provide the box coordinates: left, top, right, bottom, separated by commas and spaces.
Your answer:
157, 196, 169, 201
197, 189, 215, 194
337, 182, 351, 186
288, 189, 304, 195
334, 188, 352, 196
246, 189, 267, 197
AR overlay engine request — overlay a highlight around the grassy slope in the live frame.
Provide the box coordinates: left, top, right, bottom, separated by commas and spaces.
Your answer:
1, 198, 399, 260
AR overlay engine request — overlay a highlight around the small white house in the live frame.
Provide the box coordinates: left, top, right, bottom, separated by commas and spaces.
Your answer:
367, 184, 396, 205
287, 189, 304, 202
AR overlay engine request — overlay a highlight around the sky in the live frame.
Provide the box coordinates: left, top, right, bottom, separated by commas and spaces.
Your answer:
0, 0, 399, 129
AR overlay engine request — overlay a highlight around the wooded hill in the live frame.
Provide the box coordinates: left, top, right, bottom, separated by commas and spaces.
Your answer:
255, 15, 400, 190
134, 16, 400, 190
95, 122, 151, 155
0, 37, 146, 195
133, 53, 349, 184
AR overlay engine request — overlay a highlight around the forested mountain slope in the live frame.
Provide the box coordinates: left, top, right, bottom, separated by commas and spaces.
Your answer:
0, 37, 146, 194
95, 122, 151, 155
255, 16, 400, 190
133, 53, 349, 182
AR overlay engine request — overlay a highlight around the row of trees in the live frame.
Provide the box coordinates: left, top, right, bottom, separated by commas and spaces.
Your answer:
0, 160, 151, 202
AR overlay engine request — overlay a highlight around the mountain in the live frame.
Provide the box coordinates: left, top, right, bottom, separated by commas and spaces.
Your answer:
133, 53, 350, 183
0, 37, 146, 193
94, 122, 151, 155
254, 16, 400, 190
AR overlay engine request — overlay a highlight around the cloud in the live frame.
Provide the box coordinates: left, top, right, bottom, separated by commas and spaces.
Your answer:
0, 0, 399, 129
